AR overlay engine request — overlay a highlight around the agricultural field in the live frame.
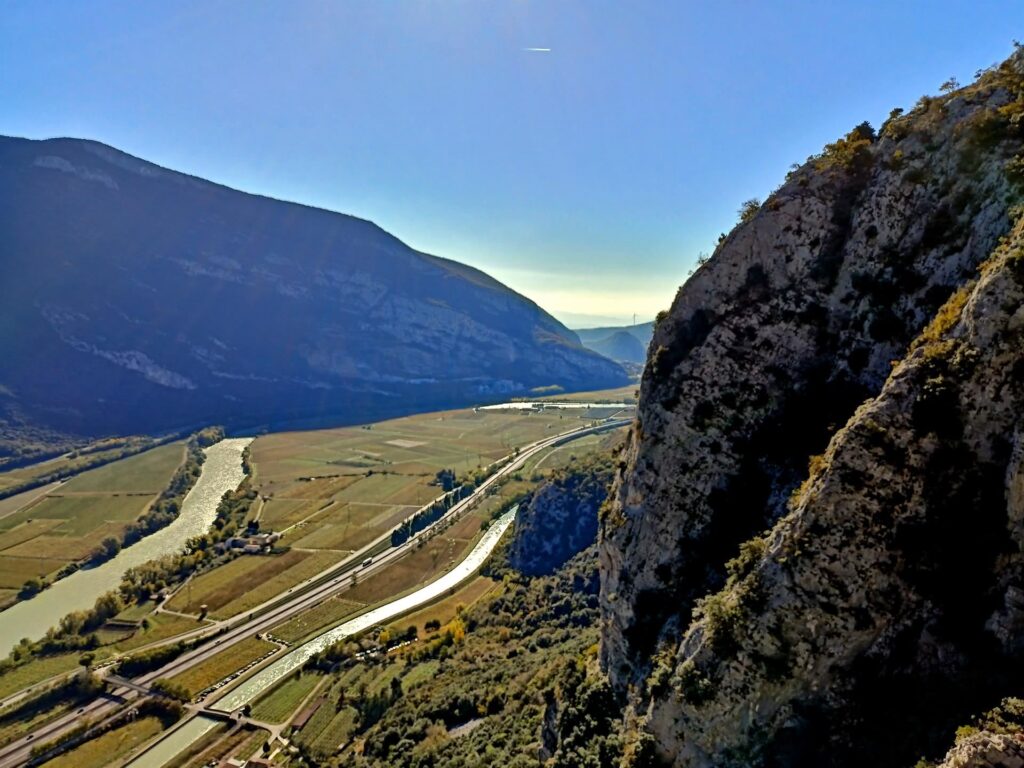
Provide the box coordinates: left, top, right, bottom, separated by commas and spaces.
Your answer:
249, 670, 323, 724
166, 549, 344, 619
38, 715, 164, 768
0, 436, 165, 496
289, 675, 361, 761
384, 575, 498, 640
250, 399, 616, 493
168, 636, 278, 699
539, 383, 636, 404
269, 597, 365, 645
0, 483, 61, 521
175, 395, 631, 629
59, 444, 185, 494
112, 611, 203, 653
344, 512, 486, 606
0, 653, 80, 699
180, 725, 267, 768
0, 442, 186, 591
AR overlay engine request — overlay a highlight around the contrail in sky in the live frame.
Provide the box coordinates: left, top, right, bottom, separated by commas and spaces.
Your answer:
522, 47, 551, 52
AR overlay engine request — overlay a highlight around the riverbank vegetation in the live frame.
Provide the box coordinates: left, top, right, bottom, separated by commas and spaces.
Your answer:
280, 544, 621, 768
0, 435, 175, 497
0, 392, 632, 767
0, 428, 223, 612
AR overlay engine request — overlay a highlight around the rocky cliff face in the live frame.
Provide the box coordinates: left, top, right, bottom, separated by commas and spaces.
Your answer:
0, 137, 626, 453
601, 52, 1024, 766
509, 458, 613, 576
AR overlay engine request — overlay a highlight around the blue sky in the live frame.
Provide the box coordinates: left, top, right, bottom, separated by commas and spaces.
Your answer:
2, 2, 1023, 327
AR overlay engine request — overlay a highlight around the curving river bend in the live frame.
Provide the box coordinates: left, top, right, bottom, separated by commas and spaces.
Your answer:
0, 438, 253, 654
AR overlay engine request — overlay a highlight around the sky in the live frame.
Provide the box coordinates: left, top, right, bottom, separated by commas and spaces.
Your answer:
3, 2, 1024, 327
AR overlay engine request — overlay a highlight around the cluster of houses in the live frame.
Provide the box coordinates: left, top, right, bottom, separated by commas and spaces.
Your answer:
214, 530, 281, 555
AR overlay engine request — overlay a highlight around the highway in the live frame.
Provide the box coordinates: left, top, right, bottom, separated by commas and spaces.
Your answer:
0, 417, 629, 768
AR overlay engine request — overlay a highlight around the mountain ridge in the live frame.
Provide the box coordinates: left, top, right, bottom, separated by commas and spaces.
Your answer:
577, 321, 654, 363
0, 135, 626, 456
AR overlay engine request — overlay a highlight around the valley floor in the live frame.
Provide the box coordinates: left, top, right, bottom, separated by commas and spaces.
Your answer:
0, 387, 632, 768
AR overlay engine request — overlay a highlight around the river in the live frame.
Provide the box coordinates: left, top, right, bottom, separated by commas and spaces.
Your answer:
0, 438, 253, 654
479, 401, 631, 410
125, 507, 517, 768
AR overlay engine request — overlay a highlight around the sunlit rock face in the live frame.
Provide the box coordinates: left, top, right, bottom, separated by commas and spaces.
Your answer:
602, 53, 1024, 767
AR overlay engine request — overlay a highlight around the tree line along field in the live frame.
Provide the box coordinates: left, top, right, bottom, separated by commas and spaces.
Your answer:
248, 393, 631, 555
160, 397, 630, 628
248, 423, 621, 651
0, 435, 167, 496
0, 389, 630, 765
0, 442, 187, 608
213, 430, 626, 747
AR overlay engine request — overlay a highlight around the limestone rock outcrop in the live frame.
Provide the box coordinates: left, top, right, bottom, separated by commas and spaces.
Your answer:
510, 458, 613, 576
601, 52, 1024, 767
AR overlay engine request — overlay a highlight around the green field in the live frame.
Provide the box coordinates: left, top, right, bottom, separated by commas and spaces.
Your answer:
167, 549, 344, 618
167, 551, 308, 614
0, 518, 63, 550
59, 443, 185, 494
270, 597, 365, 645
0, 436, 167, 496
0, 442, 186, 590
0, 483, 60, 521
169, 636, 278, 699
249, 671, 322, 724
294, 699, 359, 759
0, 653, 80, 699
286, 502, 413, 552
39, 716, 164, 768
4, 494, 153, 535
401, 659, 440, 690
0, 556, 68, 589
215, 551, 344, 618
113, 612, 203, 652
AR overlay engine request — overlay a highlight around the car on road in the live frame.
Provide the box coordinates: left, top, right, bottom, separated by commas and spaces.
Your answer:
362, 557, 373, 567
